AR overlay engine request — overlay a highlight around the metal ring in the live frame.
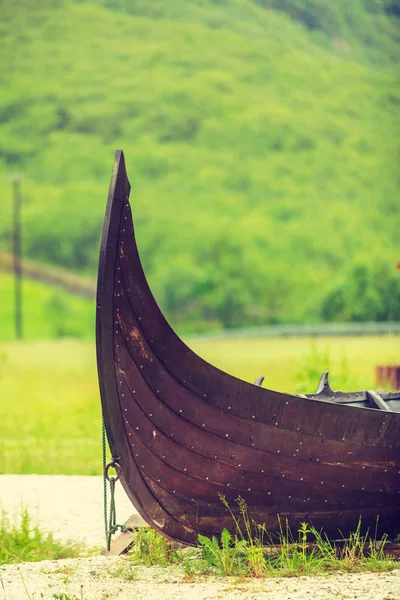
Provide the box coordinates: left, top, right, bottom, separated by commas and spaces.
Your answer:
104, 461, 122, 482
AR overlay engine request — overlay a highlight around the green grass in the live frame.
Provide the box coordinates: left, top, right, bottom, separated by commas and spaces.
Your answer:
0, 335, 398, 475
0, 508, 82, 565
0, 0, 399, 330
0, 272, 93, 341
190, 333, 400, 392
114, 514, 398, 580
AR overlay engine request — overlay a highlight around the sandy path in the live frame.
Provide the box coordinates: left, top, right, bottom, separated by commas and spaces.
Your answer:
0, 475, 137, 548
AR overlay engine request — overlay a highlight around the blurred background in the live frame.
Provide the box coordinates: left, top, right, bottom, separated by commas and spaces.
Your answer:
0, 0, 399, 475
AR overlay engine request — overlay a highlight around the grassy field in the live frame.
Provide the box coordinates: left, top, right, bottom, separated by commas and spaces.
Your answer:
0, 334, 398, 475
0, 272, 93, 341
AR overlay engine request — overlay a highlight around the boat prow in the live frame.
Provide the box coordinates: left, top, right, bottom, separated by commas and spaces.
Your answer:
96, 151, 400, 544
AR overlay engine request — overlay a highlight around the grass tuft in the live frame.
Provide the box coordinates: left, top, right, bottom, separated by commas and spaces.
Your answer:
0, 508, 82, 566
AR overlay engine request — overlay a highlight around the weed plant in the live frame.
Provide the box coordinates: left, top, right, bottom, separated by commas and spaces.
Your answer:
127, 527, 182, 567
119, 498, 398, 580
194, 496, 398, 577
0, 509, 82, 566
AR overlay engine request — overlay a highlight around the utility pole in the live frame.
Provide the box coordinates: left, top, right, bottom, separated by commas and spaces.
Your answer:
12, 177, 23, 340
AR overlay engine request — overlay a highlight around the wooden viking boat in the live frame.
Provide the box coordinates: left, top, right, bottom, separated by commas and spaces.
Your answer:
97, 150, 400, 545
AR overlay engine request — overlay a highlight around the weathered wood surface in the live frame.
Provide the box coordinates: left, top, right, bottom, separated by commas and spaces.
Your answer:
96, 151, 400, 546
377, 365, 400, 391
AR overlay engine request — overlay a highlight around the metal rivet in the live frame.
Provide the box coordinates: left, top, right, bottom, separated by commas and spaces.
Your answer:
248, 488, 251, 491
268, 492, 271, 495
225, 434, 228, 437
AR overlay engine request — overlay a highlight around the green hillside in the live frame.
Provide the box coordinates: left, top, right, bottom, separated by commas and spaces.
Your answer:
0, 0, 399, 333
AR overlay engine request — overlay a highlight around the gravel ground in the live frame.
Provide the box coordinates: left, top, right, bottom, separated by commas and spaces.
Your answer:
1, 557, 399, 600
1, 476, 399, 600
